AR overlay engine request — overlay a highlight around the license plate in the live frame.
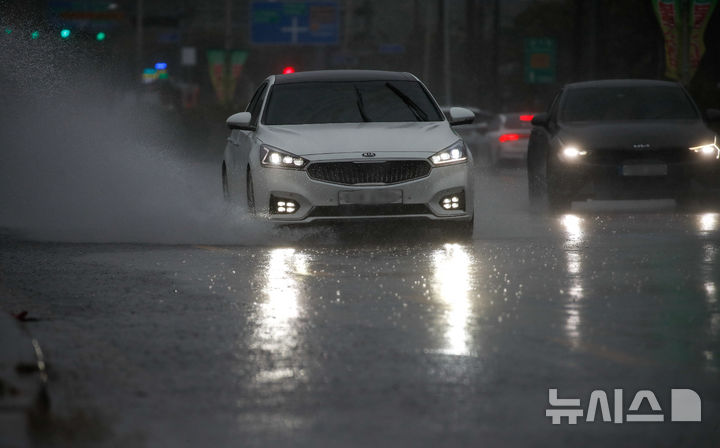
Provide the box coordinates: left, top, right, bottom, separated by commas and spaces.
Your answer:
621, 164, 667, 176
338, 189, 403, 205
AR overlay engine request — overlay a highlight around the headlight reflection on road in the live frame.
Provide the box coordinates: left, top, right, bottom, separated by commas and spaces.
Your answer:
700, 243, 718, 370
432, 243, 472, 356
698, 213, 719, 233
561, 214, 584, 348
560, 214, 584, 248
253, 248, 309, 383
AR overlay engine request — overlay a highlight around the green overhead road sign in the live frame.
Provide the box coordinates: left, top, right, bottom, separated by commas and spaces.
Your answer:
524, 38, 556, 84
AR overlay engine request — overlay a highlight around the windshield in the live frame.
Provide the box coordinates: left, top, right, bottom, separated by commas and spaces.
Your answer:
560, 86, 699, 122
263, 80, 443, 125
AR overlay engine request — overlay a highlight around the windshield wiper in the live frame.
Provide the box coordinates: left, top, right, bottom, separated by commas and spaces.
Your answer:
355, 87, 371, 122
384, 82, 428, 121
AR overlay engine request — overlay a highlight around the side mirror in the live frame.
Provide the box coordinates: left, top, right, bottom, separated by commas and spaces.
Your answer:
227, 112, 254, 130
448, 107, 475, 126
531, 112, 549, 127
706, 109, 720, 123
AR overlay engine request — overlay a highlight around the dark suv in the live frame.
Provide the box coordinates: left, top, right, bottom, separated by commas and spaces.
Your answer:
527, 79, 720, 210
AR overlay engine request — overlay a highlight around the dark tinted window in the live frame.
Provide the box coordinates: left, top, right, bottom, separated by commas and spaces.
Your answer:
560, 86, 699, 122
263, 81, 443, 125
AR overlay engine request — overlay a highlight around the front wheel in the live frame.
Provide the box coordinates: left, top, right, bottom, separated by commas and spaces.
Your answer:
528, 169, 544, 203
222, 164, 230, 202
246, 168, 256, 215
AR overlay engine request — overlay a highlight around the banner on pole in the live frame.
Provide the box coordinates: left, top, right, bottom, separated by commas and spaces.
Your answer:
653, 0, 682, 80
653, 0, 717, 81
207, 50, 249, 104
688, 0, 717, 79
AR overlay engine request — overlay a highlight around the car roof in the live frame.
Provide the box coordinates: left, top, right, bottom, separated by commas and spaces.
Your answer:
272, 70, 417, 84
564, 79, 681, 90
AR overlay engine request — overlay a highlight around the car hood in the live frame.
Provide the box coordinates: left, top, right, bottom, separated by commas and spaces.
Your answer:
255, 122, 460, 156
557, 121, 716, 150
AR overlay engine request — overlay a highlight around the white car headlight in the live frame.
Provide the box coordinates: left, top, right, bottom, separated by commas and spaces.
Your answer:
260, 145, 308, 169
560, 146, 587, 161
689, 137, 719, 159
430, 142, 467, 166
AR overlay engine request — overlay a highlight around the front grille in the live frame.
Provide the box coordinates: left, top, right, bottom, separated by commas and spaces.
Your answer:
586, 148, 691, 165
308, 204, 431, 218
307, 160, 431, 185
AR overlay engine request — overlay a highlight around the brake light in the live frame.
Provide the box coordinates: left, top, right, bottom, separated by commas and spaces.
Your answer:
499, 133, 523, 143
519, 114, 534, 122
498, 133, 530, 143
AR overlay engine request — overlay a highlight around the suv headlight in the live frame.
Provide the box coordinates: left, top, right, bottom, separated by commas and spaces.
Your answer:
689, 137, 719, 159
559, 146, 587, 162
430, 141, 467, 166
260, 145, 308, 169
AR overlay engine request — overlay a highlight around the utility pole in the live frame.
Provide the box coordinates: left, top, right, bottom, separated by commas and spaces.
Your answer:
490, 0, 500, 111
587, 0, 598, 79
465, 0, 477, 106
225, 0, 233, 51
135, 0, 143, 84
679, 0, 690, 85
423, 1, 432, 83
443, 0, 451, 105
343, 0, 354, 57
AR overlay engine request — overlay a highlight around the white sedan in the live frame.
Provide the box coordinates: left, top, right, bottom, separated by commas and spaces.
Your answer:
222, 70, 475, 232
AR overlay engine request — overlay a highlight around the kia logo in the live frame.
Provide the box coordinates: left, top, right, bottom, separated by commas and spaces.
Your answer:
362, 152, 376, 157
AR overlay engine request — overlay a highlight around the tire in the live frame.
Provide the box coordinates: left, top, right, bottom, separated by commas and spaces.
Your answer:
246, 168, 256, 215
527, 150, 548, 213
528, 169, 544, 202
545, 161, 573, 212
222, 163, 230, 202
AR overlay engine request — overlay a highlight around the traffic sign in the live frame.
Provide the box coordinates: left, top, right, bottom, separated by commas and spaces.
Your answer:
524, 38, 556, 84
251, 1, 339, 45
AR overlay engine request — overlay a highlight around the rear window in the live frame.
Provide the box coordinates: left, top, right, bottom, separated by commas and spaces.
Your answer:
263, 80, 444, 125
560, 86, 699, 122
503, 114, 534, 129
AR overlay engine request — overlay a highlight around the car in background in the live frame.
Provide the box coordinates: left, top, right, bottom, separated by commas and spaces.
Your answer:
222, 70, 476, 233
441, 106, 494, 162
527, 79, 720, 211
486, 113, 536, 166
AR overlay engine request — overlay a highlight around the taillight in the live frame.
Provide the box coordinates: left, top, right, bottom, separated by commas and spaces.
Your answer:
519, 114, 534, 122
498, 133, 529, 143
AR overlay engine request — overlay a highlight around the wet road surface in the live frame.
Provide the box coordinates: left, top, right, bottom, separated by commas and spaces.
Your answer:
1, 164, 719, 447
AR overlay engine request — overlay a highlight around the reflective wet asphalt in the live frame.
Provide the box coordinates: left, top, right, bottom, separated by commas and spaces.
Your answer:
1, 163, 719, 447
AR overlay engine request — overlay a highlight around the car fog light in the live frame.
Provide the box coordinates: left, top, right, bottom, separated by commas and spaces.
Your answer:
271, 196, 299, 214
440, 193, 464, 211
